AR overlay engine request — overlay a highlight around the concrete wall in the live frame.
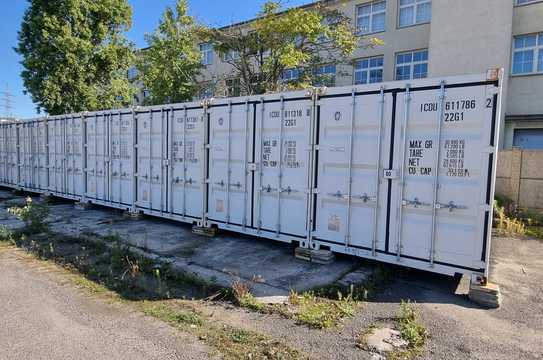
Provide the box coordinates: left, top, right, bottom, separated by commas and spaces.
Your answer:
428, 0, 513, 77
496, 148, 543, 209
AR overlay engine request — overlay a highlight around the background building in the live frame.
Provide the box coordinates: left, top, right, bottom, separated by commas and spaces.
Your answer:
131, 0, 543, 150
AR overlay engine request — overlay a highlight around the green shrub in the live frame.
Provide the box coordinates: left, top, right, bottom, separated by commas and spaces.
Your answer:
8, 197, 50, 233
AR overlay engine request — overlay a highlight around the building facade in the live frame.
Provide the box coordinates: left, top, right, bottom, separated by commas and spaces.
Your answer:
134, 0, 543, 149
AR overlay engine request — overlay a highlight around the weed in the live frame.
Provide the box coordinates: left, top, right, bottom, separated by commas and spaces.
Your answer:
284, 290, 357, 329
493, 200, 526, 236
0, 225, 15, 245
142, 302, 203, 326
7, 197, 50, 233
231, 279, 266, 312
396, 300, 427, 349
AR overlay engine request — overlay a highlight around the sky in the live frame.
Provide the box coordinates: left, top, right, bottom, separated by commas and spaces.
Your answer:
0, 0, 312, 119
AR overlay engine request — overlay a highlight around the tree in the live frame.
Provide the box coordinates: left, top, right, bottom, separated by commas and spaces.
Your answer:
197, 1, 382, 95
16, 0, 135, 115
136, 0, 203, 105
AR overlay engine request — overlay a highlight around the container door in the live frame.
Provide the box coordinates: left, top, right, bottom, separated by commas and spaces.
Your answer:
7, 124, 18, 185
207, 102, 254, 227
19, 123, 28, 188
48, 119, 65, 194
86, 114, 108, 202
31, 121, 39, 189
37, 121, 48, 190
110, 112, 133, 207
168, 107, 206, 220
66, 116, 84, 197
312, 91, 393, 252
389, 83, 497, 271
254, 95, 313, 238
136, 109, 166, 211
0, 125, 5, 184
8, 125, 18, 185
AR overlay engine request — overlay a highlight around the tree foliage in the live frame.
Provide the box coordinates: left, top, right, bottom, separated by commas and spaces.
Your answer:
198, 1, 383, 95
16, 0, 135, 115
136, 0, 203, 105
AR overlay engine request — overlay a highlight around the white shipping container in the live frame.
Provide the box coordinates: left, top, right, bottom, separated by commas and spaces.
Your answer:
0, 71, 503, 279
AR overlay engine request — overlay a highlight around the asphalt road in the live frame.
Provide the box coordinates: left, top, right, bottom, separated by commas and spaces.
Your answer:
0, 247, 210, 360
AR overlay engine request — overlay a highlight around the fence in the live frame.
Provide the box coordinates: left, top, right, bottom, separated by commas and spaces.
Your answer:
496, 148, 543, 210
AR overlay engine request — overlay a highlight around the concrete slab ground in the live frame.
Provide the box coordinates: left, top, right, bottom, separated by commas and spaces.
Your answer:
0, 189, 360, 296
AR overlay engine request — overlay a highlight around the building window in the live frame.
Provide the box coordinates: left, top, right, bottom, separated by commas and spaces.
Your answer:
513, 128, 543, 149
516, 0, 539, 4
223, 50, 239, 62
356, 1, 386, 34
143, 89, 150, 98
395, 49, 428, 80
200, 43, 214, 65
354, 56, 384, 84
127, 67, 138, 81
226, 78, 241, 97
398, 0, 431, 27
282, 68, 300, 82
199, 86, 214, 100
512, 33, 543, 75
314, 64, 336, 87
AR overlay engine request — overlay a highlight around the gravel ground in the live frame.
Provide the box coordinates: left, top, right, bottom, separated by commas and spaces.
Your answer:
191, 234, 543, 360
0, 247, 212, 360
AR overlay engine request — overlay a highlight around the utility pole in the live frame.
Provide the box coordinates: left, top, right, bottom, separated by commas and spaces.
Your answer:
0, 84, 14, 119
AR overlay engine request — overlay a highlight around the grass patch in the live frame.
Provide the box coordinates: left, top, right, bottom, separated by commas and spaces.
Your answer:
231, 280, 267, 312
226, 281, 360, 329
274, 290, 357, 329
142, 302, 204, 327
389, 300, 427, 359
525, 226, 543, 240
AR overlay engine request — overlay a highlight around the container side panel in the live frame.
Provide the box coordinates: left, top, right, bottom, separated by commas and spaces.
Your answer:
207, 104, 254, 226
110, 113, 133, 206
390, 84, 495, 271
86, 115, 108, 202
66, 117, 84, 197
168, 108, 205, 219
37, 121, 48, 190
254, 98, 312, 238
313, 93, 394, 251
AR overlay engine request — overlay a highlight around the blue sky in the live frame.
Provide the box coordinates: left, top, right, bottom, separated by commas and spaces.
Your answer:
0, 0, 312, 119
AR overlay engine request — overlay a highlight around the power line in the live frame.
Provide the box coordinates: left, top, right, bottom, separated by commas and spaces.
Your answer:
0, 84, 15, 118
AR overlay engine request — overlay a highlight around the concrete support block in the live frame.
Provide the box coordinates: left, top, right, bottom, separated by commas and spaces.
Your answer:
124, 210, 143, 220
74, 201, 93, 210
469, 280, 501, 309
192, 225, 218, 237
40, 193, 54, 203
295, 247, 335, 264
